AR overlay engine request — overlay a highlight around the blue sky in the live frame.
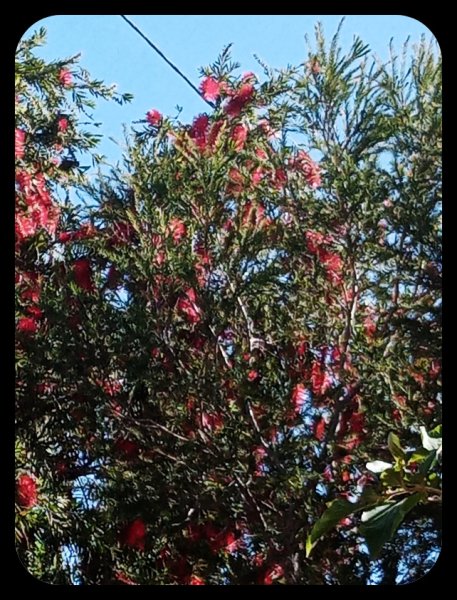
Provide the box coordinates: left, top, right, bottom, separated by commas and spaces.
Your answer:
21, 15, 437, 165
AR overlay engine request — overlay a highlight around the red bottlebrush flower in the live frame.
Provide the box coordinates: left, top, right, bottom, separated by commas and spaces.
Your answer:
189, 575, 205, 585
16, 170, 32, 191
177, 288, 201, 324
191, 113, 210, 135
58, 69, 73, 87
26, 305, 43, 319
273, 168, 287, 189
15, 128, 26, 159
255, 147, 268, 160
73, 258, 94, 292
19, 272, 41, 303
296, 340, 308, 358
341, 470, 351, 483
202, 523, 238, 554
237, 83, 255, 102
247, 369, 259, 382
200, 76, 221, 102
262, 564, 284, 585
114, 438, 140, 460
98, 378, 123, 397
393, 394, 407, 408
323, 465, 334, 482
305, 230, 327, 254
151, 233, 163, 248
17, 316, 38, 334
60, 222, 96, 244
252, 553, 266, 568
251, 166, 264, 187
242, 201, 265, 227
201, 412, 224, 432
155, 249, 167, 266
349, 412, 365, 434
16, 474, 38, 509
57, 117, 69, 133
168, 555, 192, 582
242, 71, 257, 82
207, 119, 224, 149
115, 572, 137, 585
106, 265, 121, 289
392, 408, 402, 422
111, 221, 133, 245
189, 114, 210, 150
320, 250, 343, 285
291, 150, 321, 188
223, 531, 238, 553
58, 231, 72, 243
120, 518, 147, 550
292, 383, 307, 413
314, 417, 326, 441
231, 123, 248, 151
224, 83, 255, 117
146, 109, 162, 126
310, 361, 332, 396
168, 217, 187, 243
227, 167, 244, 195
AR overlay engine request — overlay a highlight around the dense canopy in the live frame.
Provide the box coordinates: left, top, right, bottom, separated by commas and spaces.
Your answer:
15, 24, 441, 585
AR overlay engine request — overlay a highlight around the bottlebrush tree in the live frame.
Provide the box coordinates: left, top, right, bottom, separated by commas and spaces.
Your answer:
15, 24, 441, 585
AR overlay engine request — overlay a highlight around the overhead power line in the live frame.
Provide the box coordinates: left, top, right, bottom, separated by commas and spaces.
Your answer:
119, 15, 214, 109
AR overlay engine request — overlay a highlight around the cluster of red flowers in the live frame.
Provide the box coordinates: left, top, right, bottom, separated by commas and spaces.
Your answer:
231, 123, 248, 151
187, 113, 226, 153
167, 217, 187, 243
73, 257, 94, 292
57, 116, 69, 132
187, 521, 240, 555
291, 383, 307, 414
59, 222, 97, 244
16, 271, 43, 335
314, 416, 327, 441
177, 287, 201, 324
194, 241, 212, 288
224, 81, 255, 118
146, 108, 162, 126
199, 73, 256, 119
16, 474, 38, 509
15, 170, 60, 244
58, 68, 73, 87
200, 76, 222, 102
15, 128, 26, 159
335, 394, 366, 450
200, 411, 224, 432
114, 437, 140, 460
305, 230, 343, 285
310, 360, 333, 397
120, 518, 147, 551
290, 150, 322, 188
